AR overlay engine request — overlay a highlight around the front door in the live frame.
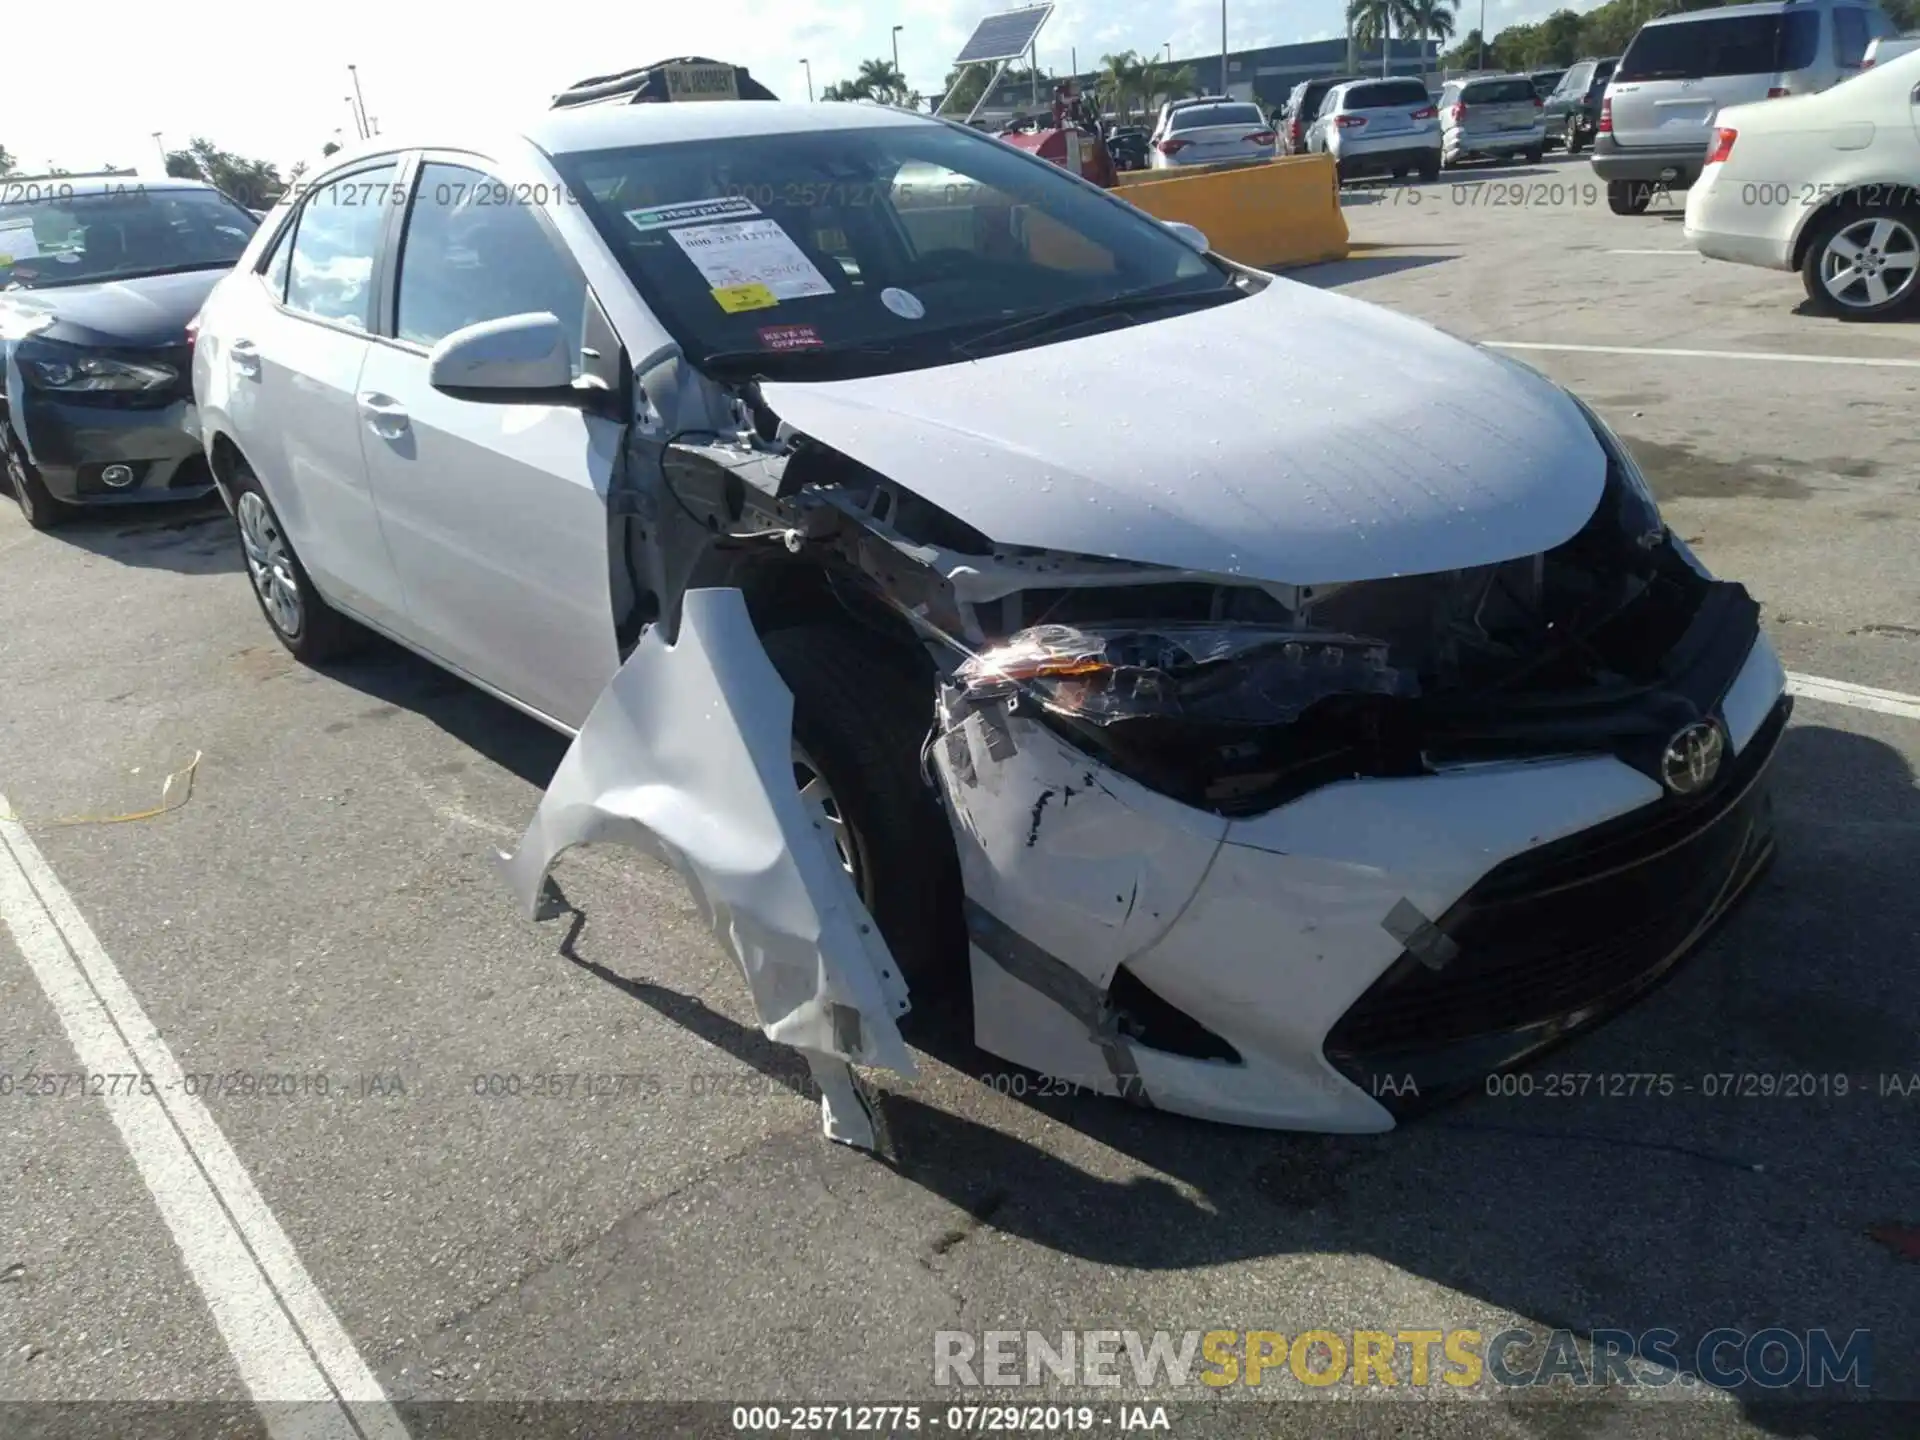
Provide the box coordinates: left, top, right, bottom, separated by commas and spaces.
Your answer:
356, 159, 622, 729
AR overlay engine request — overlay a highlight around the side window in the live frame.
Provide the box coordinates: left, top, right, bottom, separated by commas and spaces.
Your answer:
1833, 8, 1869, 67
395, 162, 587, 374
283, 165, 400, 330
260, 219, 294, 299
1560, 63, 1592, 96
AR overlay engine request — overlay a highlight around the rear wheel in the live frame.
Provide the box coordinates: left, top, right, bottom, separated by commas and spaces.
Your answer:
1523, 146, 1544, 165
1418, 155, 1441, 182
228, 458, 363, 663
759, 625, 965, 1009
3, 429, 69, 531
1565, 130, 1585, 155
1800, 205, 1920, 321
1607, 179, 1653, 216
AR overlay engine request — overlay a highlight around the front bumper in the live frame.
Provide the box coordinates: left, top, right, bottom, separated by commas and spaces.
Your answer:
1684, 170, 1795, 271
938, 615, 1790, 1132
1590, 135, 1706, 188
10, 386, 213, 505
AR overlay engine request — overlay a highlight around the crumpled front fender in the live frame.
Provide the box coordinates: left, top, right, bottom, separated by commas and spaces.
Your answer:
497, 588, 916, 1146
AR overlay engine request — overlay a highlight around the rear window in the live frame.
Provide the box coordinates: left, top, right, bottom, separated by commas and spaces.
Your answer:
1461, 77, 1539, 104
1342, 80, 1431, 108
1168, 103, 1267, 130
1616, 10, 1819, 80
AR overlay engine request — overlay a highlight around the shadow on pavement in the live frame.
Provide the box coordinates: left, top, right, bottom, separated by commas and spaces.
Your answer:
45, 495, 242, 577
542, 718, 1916, 1434
1292, 253, 1460, 285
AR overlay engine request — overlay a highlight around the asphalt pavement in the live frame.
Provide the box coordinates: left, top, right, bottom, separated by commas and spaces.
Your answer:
2, 153, 1916, 1440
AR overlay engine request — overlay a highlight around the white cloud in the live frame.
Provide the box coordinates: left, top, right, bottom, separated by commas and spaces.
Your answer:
4, 0, 1602, 177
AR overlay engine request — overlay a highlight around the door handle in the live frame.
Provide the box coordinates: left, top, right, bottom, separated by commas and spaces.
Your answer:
229, 339, 261, 379
356, 391, 410, 440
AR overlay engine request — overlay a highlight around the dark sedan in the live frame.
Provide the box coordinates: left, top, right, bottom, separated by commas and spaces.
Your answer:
1, 177, 256, 529
1543, 56, 1618, 154
1105, 127, 1150, 171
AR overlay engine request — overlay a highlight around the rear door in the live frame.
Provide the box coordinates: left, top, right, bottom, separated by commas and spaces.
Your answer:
1608, 10, 1817, 148
356, 157, 623, 728
1459, 77, 1541, 139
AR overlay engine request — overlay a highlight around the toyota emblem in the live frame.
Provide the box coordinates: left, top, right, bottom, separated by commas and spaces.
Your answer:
1660, 719, 1725, 796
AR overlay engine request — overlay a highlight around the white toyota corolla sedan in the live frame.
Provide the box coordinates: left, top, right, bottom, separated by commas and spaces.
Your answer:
192, 64, 1790, 1150
1684, 49, 1920, 320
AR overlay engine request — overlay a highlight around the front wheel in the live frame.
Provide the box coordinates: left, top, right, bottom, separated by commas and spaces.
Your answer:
758, 625, 965, 1009
1565, 130, 1586, 155
228, 458, 363, 663
1608, 179, 1653, 216
1800, 206, 1920, 321
4, 430, 70, 531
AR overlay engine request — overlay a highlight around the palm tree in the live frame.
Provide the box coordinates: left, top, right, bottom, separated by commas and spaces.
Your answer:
1402, 0, 1457, 81
854, 57, 910, 105
0, 144, 16, 177
1099, 50, 1145, 120
1348, 0, 1420, 77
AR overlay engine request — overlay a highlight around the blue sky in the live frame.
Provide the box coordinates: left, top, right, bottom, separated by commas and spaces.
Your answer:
6, 0, 1592, 179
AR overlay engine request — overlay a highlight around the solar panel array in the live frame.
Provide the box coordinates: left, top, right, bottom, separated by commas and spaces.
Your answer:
953, 4, 1054, 65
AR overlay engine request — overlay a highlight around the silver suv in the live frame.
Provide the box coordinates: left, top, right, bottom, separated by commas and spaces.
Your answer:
1593, 0, 1898, 214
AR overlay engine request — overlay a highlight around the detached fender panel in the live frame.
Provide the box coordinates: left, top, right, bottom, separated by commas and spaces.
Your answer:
498, 587, 916, 1080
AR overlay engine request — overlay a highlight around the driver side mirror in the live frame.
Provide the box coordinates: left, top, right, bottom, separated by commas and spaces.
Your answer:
429, 311, 608, 410
1162, 220, 1210, 254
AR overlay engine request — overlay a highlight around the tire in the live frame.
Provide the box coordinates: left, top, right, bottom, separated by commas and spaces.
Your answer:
1565, 130, 1585, 155
1608, 179, 1653, 216
1524, 146, 1544, 165
758, 625, 966, 1009
1418, 156, 1440, 182
1799, 204, 1920, 322
227, 457, 363, 663
3, 427, 70, 531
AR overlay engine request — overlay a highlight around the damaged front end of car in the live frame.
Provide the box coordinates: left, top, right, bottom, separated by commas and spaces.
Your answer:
500, 362, 1789, 1149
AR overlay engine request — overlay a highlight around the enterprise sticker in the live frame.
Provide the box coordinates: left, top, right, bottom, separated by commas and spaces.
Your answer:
624, 196, 762, 232
672, 218, 835, 301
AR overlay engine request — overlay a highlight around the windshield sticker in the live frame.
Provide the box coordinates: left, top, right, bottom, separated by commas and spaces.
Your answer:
624, 197, 762, 233
758, 323, 823, 351
881, 286, 925, 320
671, 219, 835, 301
712, 283, 779, 313
0, 221, 38, 264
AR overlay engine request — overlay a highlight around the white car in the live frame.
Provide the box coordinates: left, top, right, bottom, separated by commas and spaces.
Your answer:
1862, 33, 1920, 66
1684, 50, 1920, 318
192, 86, 1789, 1151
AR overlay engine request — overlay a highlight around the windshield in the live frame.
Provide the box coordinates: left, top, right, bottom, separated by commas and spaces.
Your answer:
1168, 103, 1267, 130
552, 121, 1233, 380
1616, 11, 1818, 80
1343, 80, 1432, 109
0, 184, 257, 290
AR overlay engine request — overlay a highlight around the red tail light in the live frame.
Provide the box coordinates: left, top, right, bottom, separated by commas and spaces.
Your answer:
1863, 58, 1875, 68
1156, 137, 1190, 154
1411, 105, 1437, 120
185, 316, 201, 354
1533, 95, 1544, 108
1289, 119, 1303, 142
1766, 86, 1790, 98
1449, 102, 1467, 123
1336, 114, 1367, 128
1245, 130, 1275, 145
1598, 96, 1612, 134
1705, 126, 1737, 165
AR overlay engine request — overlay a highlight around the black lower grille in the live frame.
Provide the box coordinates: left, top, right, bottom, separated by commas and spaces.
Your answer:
1325, 695, 1789, 1103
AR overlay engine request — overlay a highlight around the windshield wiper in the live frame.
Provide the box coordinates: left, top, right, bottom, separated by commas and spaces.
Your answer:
697, 341, 920, 381
952, 285, 1235, 360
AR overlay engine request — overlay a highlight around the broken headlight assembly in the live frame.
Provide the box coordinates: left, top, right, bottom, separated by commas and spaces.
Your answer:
953, 621, 1427, 813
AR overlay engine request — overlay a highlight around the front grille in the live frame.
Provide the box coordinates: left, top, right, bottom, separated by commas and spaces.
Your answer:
1326, 695, 1788, 1080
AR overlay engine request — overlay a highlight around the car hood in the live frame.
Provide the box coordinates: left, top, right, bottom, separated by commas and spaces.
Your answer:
761, 278, 1607, 587
0, 267, 225, 348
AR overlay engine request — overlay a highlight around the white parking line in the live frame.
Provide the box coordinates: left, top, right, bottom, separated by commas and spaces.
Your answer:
0, 803, 408, 1440
1786, 672, 1920, 723
1487, 341, 1920, 369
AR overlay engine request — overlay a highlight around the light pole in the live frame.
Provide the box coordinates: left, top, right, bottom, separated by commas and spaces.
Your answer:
1164, 41, 1173, 62
348, 64, 369, 138
346, 97, 363, 139
800, 57, 813, 102
891, 25, 903, 77
151, 132, 166, 169
1478, 0, 1487, 71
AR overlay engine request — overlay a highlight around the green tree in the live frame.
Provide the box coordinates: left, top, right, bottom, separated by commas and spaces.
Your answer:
854, 57, 911, 104
1403, 0, 1458, 77
0, 144, 14, 176
321, 141, 342, 158
1349, 0, 1420, 76
1098, 50, 1146, 120
164, 138, 285, 210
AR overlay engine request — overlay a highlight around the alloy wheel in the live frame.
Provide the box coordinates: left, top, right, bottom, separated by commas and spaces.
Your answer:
793, 743, 868, 899
1820, 216, 1919, 312
236, 491, 303, 638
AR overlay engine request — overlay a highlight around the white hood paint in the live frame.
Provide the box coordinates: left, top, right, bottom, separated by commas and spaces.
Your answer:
763, 279, 1607, 586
